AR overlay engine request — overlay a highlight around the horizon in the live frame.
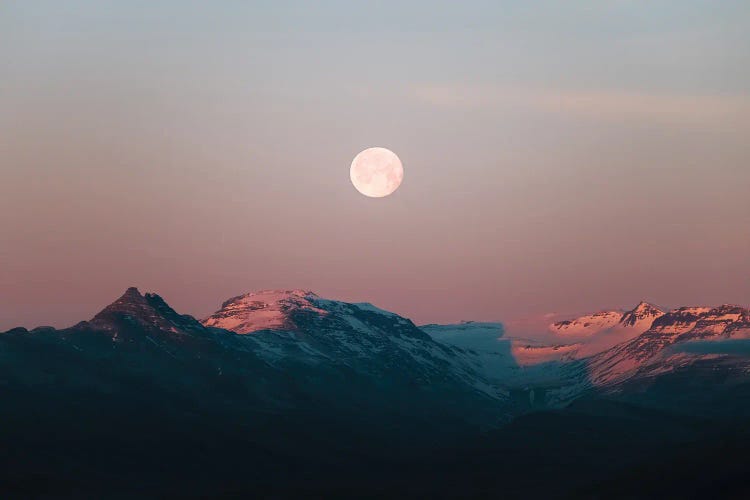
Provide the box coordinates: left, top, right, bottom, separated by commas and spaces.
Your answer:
4, 283, 748, 334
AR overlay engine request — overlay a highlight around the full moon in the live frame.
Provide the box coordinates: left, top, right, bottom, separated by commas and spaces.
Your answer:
350, 147, 404, 198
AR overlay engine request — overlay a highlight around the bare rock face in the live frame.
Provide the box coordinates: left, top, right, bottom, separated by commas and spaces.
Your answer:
89, 286, 205, 335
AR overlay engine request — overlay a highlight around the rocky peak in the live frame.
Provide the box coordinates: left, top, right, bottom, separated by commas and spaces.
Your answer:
620, 301, 664, 327
93, 287, 150, 319
683, 304, 749, 338
551, 301, 666, 337
642, 307, 708, 335
725, 307, 750, 337
633, 301, 663, 314
90, 287, 203, 334
707, 304, 746, 316
646, 304, 750, 338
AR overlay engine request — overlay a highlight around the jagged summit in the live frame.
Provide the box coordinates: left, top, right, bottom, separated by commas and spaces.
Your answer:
586, 303, 750, 387
647, 304, 750, 337
620, 301, 664, 327
551, 301, 665, 336
633, 301, 662, 313
90, 287, 204, 334
93, 287, 150, 319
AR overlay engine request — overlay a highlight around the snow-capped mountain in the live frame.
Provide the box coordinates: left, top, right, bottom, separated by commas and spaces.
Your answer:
200, 292, 750, 411
550, 310, 623, 336
464, 302, 750, 406
421, 303, 679, 393
202, 289, 327, 333
201, 290, 507, 414
549, 301, 665, 337
587, 304, 750, 387
202, 290, 477, 373
619, 301, 666, 329
4, 288, 750, 419
0, 287, 510, 429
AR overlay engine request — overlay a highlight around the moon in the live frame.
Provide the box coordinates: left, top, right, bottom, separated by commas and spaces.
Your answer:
350, 147, 404, 198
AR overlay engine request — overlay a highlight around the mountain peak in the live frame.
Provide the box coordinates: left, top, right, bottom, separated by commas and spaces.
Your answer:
620, 301, 664, 327
634, 301, 660, 311
201, 289, 422, 338
204, 289, 326, 334
620, 300, 664, 328
90, 287, 203, 334
218, 289, 316, 309
96, 287, 148, 314
551, 301, 666, 336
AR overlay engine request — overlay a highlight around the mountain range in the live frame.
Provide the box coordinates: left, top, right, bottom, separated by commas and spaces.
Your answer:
2, 288, 750, 498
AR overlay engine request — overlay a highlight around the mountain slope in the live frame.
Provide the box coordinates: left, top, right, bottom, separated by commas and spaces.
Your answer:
0, 288, 526, 499
1, 288, 509, 427
516, 304, 750, 410
3, 289, 750, 497
201, 290, 508, 417
420, 322, 519, 380
425, 302, 750, 410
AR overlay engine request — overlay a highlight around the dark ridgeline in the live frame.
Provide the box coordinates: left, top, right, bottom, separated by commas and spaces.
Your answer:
1, 288, 750, 498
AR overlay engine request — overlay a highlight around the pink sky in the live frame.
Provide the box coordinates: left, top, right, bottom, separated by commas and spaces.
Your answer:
1, 2, 749, 330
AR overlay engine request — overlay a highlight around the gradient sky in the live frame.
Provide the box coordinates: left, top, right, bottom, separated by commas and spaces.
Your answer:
1, 1, 749, 330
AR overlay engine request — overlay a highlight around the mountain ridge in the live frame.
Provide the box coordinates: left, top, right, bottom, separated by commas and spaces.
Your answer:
0, 286, 510, 426
3, 287, 750, 414
549, 300, 665, 337
3, 287, 750, 497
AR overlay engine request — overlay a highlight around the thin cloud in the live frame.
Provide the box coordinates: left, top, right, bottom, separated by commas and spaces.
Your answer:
412, 84, 750, 127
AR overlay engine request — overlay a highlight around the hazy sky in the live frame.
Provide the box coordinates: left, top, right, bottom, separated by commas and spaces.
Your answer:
1, 1, 749, 330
